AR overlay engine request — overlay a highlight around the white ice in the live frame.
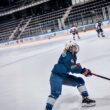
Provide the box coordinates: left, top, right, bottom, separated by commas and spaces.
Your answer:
0, 28, 110, 110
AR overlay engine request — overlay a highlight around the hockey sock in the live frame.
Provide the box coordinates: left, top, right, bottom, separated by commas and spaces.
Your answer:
46, 96, 56, 110
77, 85, 89, 97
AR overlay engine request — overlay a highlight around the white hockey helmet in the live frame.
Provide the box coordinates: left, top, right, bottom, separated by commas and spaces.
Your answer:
65, 40, 79, 53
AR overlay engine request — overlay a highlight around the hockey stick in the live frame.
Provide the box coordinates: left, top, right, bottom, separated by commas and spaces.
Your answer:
92, 73, 110, 81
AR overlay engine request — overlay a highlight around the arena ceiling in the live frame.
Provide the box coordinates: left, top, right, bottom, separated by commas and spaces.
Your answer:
0, 0, 47, 7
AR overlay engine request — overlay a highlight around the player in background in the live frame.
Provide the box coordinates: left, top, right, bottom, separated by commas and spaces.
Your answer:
95, 20, 105, 37
45, 41, 96, 110
70, 24, 80, 40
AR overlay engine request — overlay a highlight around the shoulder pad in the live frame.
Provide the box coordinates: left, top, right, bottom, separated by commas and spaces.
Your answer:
62, 52, 67, 57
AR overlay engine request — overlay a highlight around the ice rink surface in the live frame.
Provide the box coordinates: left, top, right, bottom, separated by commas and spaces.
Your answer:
0, 28, 110, 110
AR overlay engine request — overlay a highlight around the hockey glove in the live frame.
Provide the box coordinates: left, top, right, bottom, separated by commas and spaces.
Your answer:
81, 68, 92, 77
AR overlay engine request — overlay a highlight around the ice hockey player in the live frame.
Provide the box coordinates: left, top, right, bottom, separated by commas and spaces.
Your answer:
45, 41, 96, 110
70, 24, 80, 40
95, 19, 105, 37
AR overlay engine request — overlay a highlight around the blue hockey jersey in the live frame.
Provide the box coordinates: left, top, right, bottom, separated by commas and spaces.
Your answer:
52, 51, 83, 76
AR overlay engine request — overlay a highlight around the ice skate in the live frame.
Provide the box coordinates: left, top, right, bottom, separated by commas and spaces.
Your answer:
82, 97, 96, 107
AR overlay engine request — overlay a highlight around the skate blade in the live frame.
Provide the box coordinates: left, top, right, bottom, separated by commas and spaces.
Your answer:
82, 103, 96, 107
